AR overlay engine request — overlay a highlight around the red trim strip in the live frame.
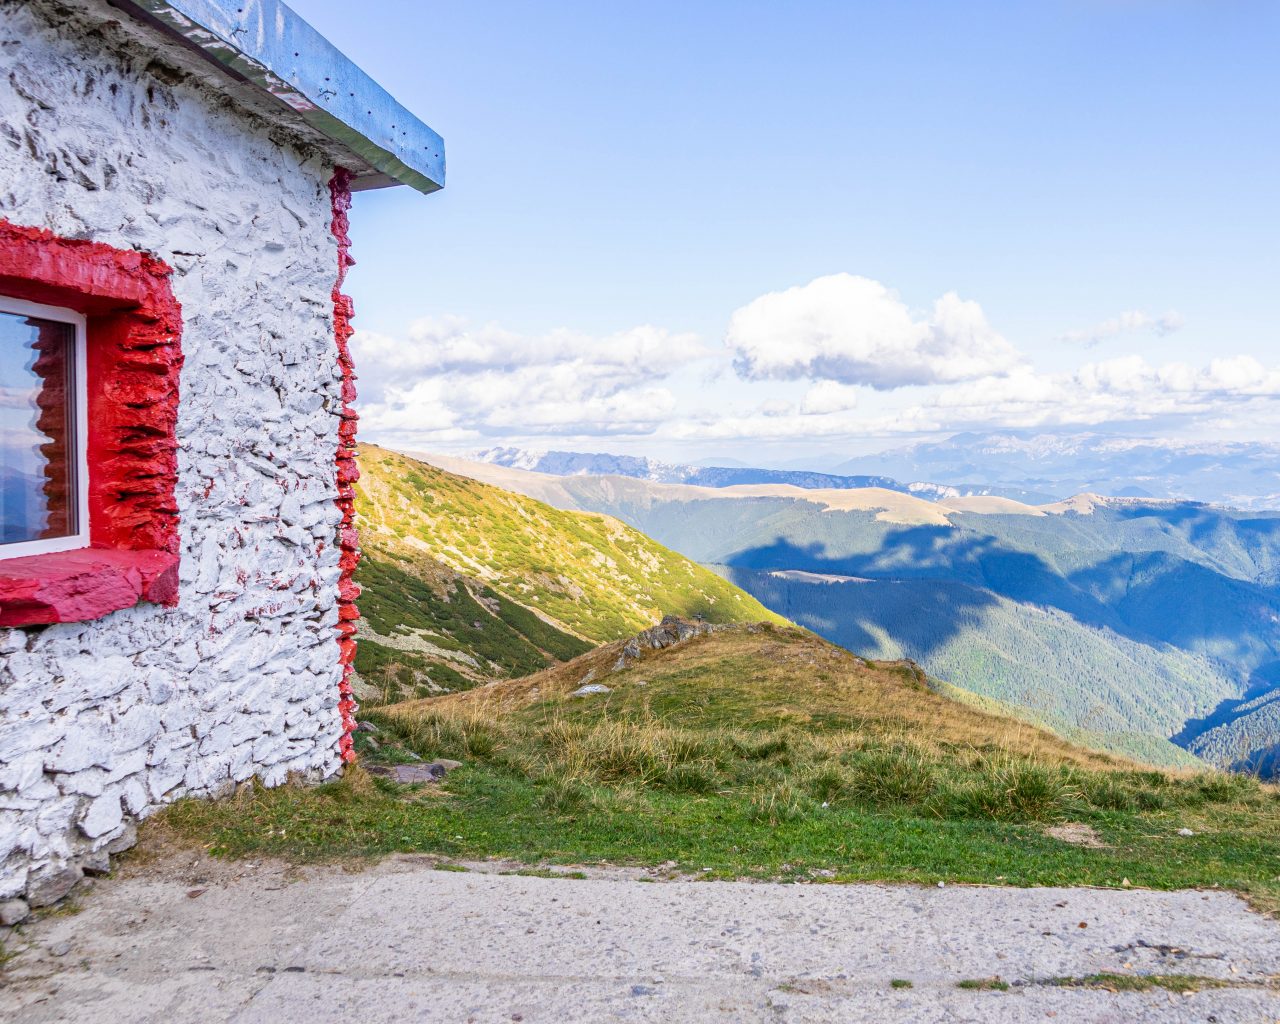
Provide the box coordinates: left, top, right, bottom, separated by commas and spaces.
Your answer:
329, 170, 360, 763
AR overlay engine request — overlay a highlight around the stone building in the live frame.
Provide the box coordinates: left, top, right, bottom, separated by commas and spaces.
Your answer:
0, 0, 443, 920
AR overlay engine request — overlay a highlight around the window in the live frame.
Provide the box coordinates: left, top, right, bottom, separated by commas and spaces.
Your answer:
0, 297, 89, 558
0, 219, 183, 627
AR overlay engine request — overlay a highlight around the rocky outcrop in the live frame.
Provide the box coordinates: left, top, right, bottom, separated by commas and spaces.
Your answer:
612, 615, 724, 671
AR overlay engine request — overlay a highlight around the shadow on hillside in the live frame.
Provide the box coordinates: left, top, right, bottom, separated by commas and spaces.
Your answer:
1069, 552, 1280, 666
723, 528, 1280, 673
724, 530, 1122, 630
1170, 662, 1280, 747
717, 548, 1004, 661
1110, 502, 1280, 554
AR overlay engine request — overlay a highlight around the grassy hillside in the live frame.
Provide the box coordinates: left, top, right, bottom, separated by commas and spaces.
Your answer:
387, 621, 1126, 775
159, 622, 1280, 915
355, 553, 594, 700
352, 446, 785, 700
441, 464, 1280, 776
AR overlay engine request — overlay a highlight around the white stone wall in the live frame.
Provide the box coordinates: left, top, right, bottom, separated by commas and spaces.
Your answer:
0, 0, 348, 913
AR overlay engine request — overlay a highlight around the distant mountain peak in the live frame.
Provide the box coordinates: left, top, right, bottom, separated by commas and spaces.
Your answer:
463, 446, 1051, 504
836, 430, 1280, 509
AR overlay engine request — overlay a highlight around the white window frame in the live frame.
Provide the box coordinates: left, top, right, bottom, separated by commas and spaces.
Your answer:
0, 295, 90, 560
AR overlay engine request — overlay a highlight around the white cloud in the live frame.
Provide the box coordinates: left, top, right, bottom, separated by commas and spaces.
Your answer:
357, 317, 702, 382
725, 274, 1022, 389
1057, 309, 1185, 347
353, 318, 703, 444
908, 355, 1280, 431
0, 386, 36, 411
656, 354, 1280, 443
799, 380, 861, 415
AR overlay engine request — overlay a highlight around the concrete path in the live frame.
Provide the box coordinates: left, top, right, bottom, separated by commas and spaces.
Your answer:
2, 855, 1278, 1023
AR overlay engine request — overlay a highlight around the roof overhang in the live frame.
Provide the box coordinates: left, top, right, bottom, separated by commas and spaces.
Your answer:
108, 0, 444, 194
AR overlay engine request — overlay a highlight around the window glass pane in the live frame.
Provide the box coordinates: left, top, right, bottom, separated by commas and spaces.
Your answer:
0, 309, 76, 546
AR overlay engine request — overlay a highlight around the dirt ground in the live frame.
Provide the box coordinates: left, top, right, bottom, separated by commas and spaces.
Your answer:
2, 853, 1278, 1023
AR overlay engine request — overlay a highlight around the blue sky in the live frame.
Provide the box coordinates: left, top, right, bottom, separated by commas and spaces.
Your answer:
292, 0, 1279, 465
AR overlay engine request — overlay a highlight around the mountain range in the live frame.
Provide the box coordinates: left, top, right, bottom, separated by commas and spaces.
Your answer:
473, 433, 1280, 510
414, 451, 1280, 776
470, 446, 1055, 504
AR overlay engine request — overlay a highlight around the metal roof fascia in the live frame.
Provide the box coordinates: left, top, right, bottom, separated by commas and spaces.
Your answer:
121, 0, 444, 194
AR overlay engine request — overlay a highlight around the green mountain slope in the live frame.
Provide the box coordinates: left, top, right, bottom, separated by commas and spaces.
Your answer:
352, 446, 786, 700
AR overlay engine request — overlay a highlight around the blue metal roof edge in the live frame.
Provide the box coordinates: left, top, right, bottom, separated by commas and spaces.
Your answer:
120, 0, 444, 194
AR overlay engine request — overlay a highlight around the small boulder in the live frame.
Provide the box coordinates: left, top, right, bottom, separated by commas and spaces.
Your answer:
396, 763, 445, 783
26, 865, 82, 908
613, 640, 642, 670
367, 763, 446, 784
0, 898, 30, 926
355, 721, 380, 734
571, 684, 612, 697
429, 759, 463, 774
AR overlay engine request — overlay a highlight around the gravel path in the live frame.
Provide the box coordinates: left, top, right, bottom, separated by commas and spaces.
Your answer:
2, 855, 1278, 1023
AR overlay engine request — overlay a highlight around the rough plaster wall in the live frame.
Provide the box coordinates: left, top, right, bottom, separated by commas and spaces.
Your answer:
0, 0, 347, 908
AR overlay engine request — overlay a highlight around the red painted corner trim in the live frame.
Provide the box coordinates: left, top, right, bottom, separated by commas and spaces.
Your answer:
0, 220, 183, 627
0, 549, 179, 628
330, 169, 360, 764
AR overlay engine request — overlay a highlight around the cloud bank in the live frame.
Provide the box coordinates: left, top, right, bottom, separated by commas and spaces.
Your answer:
356, 318, 702, 441
351, 276, 1275, 451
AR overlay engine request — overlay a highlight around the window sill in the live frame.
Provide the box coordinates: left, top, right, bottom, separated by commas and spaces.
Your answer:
0, 548, 179, 627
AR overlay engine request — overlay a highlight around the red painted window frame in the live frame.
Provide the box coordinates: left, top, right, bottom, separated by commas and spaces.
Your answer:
0, 220, 183, 628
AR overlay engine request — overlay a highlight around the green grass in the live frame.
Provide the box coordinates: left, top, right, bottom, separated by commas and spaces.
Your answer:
1047, 973, 1240, 993
957, 978, 1009, 991
151, 627, 1280, 915
154, 757, 1280, 914
890, 979, 913, 989
505, 868, 589, 880
354, 553, 593, 701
